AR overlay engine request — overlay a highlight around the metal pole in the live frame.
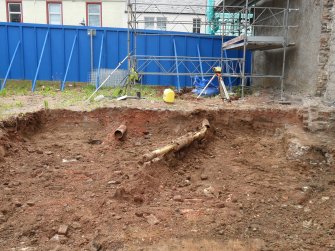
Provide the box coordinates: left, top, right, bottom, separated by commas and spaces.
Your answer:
250, 3, 256, 86
127, 0, 131, 71
241, 0, 249, 98
197, 45, 204, 80
221, 0, 233, 91
86, 54, 129, 102
96, 32, 105, 89
280, 0, 289, 100
1, 41, 21, 90
134, 0, 137, 71
173, 39, 181, 92
90, 30, 93, 75
32, 29, 49, 91
197, 74, 216, 98
61, 32, 78, 91
220, 0, 225, 68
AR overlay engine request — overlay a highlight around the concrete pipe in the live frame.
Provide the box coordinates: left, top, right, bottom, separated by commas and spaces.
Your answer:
114, 125, 127, 139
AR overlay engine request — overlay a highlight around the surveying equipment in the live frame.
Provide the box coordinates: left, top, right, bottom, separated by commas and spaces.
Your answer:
197, 67, 230, 101
212, 67, 222, 74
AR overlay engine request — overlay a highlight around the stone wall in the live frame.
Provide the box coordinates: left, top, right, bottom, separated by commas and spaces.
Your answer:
318, 1, 335, 102
303, 106, 335, 132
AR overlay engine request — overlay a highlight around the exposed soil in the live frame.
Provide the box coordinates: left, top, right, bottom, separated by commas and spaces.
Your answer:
0, 107, 334, 251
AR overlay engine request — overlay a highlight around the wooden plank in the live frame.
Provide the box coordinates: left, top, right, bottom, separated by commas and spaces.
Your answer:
222, 35, 245, 48
224, 41, 295, 51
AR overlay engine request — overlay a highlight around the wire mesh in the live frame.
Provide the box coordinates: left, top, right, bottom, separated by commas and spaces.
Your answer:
89, 69, 128, 87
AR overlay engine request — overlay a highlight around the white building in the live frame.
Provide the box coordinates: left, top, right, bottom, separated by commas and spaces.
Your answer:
131, 0, 207, 33
0, 0, 207, 33
0, 0, 126, 27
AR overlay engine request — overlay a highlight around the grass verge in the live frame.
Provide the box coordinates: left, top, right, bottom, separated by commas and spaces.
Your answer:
0, 80, 163, 118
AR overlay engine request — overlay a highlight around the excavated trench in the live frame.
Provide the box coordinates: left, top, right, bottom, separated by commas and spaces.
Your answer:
0, 107, 334, 251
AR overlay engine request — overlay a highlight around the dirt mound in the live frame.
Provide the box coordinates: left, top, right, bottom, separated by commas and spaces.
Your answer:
0, 107, 334, 250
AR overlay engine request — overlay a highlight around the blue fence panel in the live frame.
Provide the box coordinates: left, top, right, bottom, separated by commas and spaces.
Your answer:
159, 36, 174, 86
7, 25, 22, 80
106, 30, 119, 69
0, 26, 9, 78
50, 28, 65, 81
0, 22, 251, 89
36, 28, 51, 81
142, 34, 160, 85
23, 27, 36, 80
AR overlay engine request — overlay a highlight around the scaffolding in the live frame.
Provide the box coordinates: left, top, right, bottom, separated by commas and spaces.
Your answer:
127, 0, 228, 92
218, 0, 298, 99
127, 0, 297, 97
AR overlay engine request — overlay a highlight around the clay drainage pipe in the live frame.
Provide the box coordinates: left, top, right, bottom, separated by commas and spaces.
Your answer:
141, 119, 210, 164
114, 125, 127, 140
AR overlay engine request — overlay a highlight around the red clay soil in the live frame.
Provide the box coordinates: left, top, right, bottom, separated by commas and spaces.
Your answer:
0, 108, 334, 251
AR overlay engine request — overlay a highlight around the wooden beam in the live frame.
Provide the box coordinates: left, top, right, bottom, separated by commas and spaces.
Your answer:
222, 35, 245, 48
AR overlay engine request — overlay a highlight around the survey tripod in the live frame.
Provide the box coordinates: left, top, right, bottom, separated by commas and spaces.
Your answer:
196, 67, 230, 101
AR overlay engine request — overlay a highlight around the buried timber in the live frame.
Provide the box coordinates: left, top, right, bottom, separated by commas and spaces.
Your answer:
0, 107, 334, 251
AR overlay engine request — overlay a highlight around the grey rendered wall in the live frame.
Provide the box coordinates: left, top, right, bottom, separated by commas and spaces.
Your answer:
252, 0, 321, 96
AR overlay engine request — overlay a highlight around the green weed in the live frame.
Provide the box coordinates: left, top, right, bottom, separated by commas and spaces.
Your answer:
15, 101, 23, 107
0, 89, 7, 97
44, 100, 49, 110
232, 85, 253, 97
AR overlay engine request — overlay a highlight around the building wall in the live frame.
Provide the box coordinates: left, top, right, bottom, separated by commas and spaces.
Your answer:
62, 1, 87, 26
0, 0, 127, 27
136, 13, 206, 34
0, 1, 6, 22
255, 0, 321, 95
103, 1, 126, 27
286, 0, 321, 96
24, 1, 53, 24
253, 0, 322, 96
0, 0, 201, 32
247, 0, 335, 102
